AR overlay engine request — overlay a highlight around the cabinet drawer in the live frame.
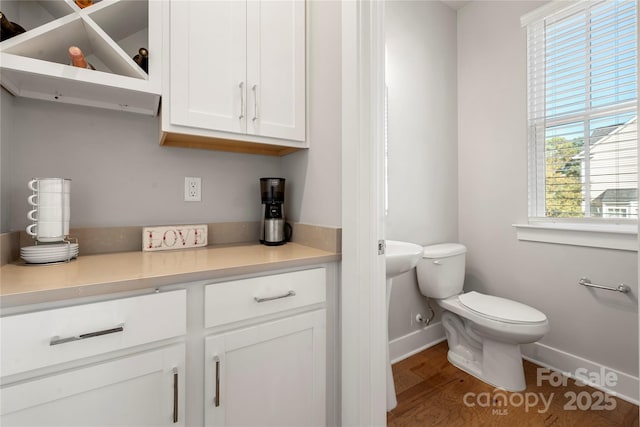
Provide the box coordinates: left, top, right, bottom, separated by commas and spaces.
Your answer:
1, 290, 186, 377
205, 268, 325, 328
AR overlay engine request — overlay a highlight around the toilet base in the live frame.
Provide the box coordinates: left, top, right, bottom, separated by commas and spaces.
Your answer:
442, 311, 526, 391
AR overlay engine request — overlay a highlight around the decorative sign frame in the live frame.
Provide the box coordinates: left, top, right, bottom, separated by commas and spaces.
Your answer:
142, 224, 208, 251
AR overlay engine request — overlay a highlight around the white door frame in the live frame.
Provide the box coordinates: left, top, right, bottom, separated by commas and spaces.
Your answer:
341, 1, 387, 425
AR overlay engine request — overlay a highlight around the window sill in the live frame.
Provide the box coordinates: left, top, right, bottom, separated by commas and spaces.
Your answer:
513, 222, 638, 251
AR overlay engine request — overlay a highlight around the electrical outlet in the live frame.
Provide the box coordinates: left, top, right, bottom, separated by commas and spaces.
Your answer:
184, 177, 201, 202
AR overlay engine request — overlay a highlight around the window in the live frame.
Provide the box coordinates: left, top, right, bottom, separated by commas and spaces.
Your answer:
523, 0, 637, 224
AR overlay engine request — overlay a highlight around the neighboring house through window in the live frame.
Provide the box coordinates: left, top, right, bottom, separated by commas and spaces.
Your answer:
523, 0, 638, 223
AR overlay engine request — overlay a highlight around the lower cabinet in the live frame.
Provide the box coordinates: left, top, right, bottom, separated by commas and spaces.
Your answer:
1, 289, 187, 427
1, 266, 333, 426
1, 344, 185, 426
204, 310, 326, 427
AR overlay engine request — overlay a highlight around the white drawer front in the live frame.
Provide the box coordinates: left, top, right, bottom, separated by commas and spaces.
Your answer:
205, 268, 326, 328
1, 290, 186, 377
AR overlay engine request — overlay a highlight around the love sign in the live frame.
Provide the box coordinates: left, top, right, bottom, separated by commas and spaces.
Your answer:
142, 224, 208, 251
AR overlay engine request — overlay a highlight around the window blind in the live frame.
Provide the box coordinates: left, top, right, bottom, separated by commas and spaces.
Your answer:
525, 0, 637, 221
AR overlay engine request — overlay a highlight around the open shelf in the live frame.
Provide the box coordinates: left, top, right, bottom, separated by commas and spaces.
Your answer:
86, 0, 149, 78
0, 0, 159, 115
1, 1, 75, 32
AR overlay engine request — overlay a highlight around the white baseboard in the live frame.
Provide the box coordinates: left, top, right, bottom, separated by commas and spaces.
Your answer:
388, 324, 639, 405
522, 341, 639, 405
389, 321, 446, 364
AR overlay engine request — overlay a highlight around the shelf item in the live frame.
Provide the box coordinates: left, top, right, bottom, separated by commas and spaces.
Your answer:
133, 47, 148, 73
0, 11, 27, 41
75, 0, 94, 9
68, 45, 94, 69
0, 0, 160, 116
160, 0, 307, 155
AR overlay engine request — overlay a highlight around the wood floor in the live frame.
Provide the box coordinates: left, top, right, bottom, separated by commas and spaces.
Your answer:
387, 341, 639, 427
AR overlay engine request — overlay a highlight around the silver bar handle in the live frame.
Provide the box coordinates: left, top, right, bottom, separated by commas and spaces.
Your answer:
254, 290, 296, 303
252, 84, 258, 122
578, 277, 630, 293
50, 323, 124, 346
213, 356, 220, 407
173, 367, 179, 423
239, 82, 245, 120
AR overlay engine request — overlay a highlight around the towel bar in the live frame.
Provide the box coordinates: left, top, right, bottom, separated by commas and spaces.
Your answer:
578, 277, 630, 293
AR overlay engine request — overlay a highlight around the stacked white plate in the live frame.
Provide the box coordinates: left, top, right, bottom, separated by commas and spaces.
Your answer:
21, 243, 79, 264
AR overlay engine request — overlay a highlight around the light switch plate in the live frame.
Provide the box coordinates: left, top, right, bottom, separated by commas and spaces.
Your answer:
142, 224, 208, 251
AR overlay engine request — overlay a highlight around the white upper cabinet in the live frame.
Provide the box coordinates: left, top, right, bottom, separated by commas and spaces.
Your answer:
246, 0, 305, 141
0, 0, 160, 116
162, 0, 307, 156
169, 0, 247, 134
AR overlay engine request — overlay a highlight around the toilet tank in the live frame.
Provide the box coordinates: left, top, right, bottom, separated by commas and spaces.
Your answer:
416, 243, 466, 299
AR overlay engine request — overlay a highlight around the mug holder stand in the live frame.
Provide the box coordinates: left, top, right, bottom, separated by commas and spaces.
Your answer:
25, 236, 79, 265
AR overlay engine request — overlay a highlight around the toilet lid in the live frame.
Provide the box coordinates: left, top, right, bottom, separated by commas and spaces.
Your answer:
458, 291, 547, 324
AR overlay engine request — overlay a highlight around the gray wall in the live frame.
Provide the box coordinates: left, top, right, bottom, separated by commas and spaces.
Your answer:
282, 0, 342, 228
0, 88, 14, 232
0, 2, 342, 233
385, 1, 458, 341
2, 97, 280, 231
458, 1, 638, 378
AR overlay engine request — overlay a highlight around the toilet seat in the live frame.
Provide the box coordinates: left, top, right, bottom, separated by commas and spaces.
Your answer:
458, 291, 547, 324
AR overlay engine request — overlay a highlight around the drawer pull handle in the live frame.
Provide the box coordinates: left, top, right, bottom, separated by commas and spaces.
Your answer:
254, 290, 296, 303
213, 356, 221, 407
173, 367, 179, 423
49, 324, 124, 346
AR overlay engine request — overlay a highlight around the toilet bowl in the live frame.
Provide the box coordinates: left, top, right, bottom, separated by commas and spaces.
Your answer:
416, 243, 550, 391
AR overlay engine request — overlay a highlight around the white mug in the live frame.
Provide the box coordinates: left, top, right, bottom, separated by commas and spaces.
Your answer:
28, 192, 68, 207
26, 221, 69, 242
26, 178, 71, 242
28, 178, 71, 194
28, 206, 68, 222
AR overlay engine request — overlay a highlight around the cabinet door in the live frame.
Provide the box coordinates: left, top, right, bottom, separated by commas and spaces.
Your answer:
246, 0, 306, 141
1, 344, 185, 427
204, 310, 325, 427
170, 0, 246, 133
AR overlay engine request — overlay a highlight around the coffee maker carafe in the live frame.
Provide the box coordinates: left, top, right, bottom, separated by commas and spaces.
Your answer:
259, 178, 291, 245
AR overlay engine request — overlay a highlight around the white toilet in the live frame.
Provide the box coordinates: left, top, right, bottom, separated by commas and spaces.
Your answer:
416, 243, 550, 391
